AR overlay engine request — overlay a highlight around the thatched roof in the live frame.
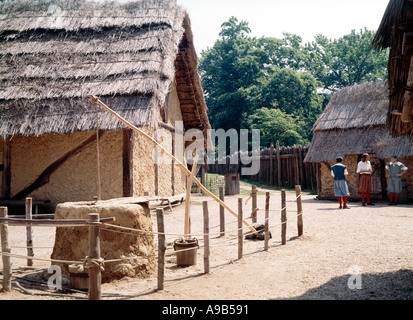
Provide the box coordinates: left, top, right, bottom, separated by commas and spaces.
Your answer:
304, 81, 413, 162
372, 0, 413, 136
0, 0, 210, 138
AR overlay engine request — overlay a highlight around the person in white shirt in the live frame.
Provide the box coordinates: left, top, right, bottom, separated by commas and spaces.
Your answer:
356, 153, 374, 206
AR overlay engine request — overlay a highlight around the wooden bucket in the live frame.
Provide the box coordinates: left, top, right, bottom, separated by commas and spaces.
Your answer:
173, 238, 198, 266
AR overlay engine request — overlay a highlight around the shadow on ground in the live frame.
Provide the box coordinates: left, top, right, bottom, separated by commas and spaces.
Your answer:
281, 269, 413, 300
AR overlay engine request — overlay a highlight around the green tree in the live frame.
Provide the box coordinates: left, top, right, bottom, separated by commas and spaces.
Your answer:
303, 28, 388, 92
200, 17, 267, 132
246, 107, 306, 147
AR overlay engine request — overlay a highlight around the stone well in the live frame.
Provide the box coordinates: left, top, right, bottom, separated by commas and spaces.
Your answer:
51, 197, 156, 282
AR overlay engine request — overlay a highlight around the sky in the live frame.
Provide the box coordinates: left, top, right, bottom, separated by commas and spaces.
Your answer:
176, 0, 390, 54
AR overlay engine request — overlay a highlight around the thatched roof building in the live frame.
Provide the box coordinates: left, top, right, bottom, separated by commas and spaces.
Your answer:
0, 0, 211, 208
372, 0, 413, 136
0, 0, 209, 137
304, 81, 413, 163
304, 81, 413, 201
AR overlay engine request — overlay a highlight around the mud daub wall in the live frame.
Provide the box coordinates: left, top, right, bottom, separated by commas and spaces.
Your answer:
6, 131, 123, 203
51, 198, 155, 282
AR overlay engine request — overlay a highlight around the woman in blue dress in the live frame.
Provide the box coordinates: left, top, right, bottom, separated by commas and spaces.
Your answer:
385, 155, 408, 205
331, 157, 350, 209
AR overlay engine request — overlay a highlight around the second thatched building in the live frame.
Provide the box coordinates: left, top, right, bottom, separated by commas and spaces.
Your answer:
304, 81, 413, 202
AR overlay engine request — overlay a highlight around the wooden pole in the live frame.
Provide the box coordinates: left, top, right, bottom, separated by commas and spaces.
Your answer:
264, 192, 270, 251
202, 201, 210, 274
88, 213, 101, 300
276, 141, 281, 186
219, 186, 225, 237
156, 208, 166, 290
281, 190, 287, 245
25, 197, 34, 267
270, 144, 274, 185
251, 185, 257, 223
238, 198, 243, 259
90, 96, 259, 237
0, 206, 12, 292
184, 154, 199, 240
296, 185, 303, 237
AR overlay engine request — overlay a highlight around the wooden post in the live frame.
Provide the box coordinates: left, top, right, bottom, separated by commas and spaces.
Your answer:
296, 185, 303, 237
219, 186, 225, 237
252, 185, 257, 223
270, 144, 274, 185
202, 201, 210, 274
276, 141, 281, 186
281, 190, 287, 245
238, 198, 243, 259
88, 213, 101, 300
0, 207, 12, 292
25, 197, 34, 267
264, 192, 270, 251
184, 154, 199, 239
156, 208, 166, 290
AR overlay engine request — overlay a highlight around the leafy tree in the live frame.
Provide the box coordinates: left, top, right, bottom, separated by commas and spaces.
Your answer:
246, 107, 307, 147
200, 17, 268, 132
303, 28, 388, 92
199, 17, 388, 150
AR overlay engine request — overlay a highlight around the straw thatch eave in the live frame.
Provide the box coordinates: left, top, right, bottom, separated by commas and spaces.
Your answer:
304, 81, 413, 162
0, 0, 210, 139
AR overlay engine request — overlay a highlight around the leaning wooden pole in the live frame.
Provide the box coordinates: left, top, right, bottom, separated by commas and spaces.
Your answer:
90, 95, 259, 237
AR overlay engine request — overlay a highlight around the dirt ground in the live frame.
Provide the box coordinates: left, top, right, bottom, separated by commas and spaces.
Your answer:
1, 183, 413, 300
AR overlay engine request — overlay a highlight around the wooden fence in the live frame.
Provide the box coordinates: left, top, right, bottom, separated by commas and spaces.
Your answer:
207, 143, 317, 191
1, 187, 305, 300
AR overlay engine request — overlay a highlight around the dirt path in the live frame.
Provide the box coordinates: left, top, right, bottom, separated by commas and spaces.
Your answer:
1, 185, 413, 300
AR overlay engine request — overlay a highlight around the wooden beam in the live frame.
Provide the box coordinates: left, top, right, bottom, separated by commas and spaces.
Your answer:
1, 137, 11, 200
90, 95, 259, 236
402, 55, 413, 123
122, 129, 133, 197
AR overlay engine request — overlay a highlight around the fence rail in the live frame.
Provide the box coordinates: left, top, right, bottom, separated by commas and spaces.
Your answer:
208, 143, 317, 191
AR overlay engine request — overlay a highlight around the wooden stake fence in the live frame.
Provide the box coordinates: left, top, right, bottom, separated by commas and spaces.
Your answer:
1, 188, 305, 298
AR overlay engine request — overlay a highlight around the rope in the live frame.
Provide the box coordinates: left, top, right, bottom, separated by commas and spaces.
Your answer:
0, 252, 83, 265
83, 257, 105, 271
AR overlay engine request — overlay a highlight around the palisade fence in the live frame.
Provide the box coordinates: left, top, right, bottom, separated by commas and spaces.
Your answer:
208, 143, 317, 191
